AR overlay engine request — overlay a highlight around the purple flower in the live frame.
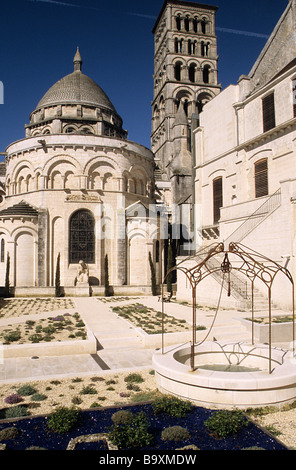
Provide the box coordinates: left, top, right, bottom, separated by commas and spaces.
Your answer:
52, 315, 65, 322
4, 393, 23, 404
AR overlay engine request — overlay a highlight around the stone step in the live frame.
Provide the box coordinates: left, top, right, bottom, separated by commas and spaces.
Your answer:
97, 335, 142, 350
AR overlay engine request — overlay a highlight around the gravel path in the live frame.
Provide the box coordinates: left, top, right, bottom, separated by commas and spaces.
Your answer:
252, 408, 296, 449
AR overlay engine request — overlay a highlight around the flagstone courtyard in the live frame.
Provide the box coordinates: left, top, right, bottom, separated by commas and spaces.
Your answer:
0, 295, 295, 449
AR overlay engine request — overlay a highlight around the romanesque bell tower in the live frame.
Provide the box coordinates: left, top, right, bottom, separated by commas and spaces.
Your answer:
151, 0, 220, 205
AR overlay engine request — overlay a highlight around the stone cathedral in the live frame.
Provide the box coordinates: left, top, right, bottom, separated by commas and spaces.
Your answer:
0, 0, 220, 294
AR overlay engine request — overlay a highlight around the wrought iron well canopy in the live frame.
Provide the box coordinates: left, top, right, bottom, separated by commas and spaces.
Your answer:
161, 242, 295, 374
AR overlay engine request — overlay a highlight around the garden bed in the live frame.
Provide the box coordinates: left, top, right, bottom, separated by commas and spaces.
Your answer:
111, 303, 205, 334
0, 298, 75, 319
0, 312, 97, 358
239, 315, 295, 343
0, 312, 87, 345
0, 400, 288, 451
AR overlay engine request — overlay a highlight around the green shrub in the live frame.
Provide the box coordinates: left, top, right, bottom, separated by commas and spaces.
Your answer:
124, 373, 144, 384
17, 385, 37, 396
26, 446, 48, 450
127, 383, 141, 392
71, 396, 82, 405
43, 335, 53, 342
3, 330, 21, 342
111, 410, 134, 425
0, 426, 20, 440
204, 410, 249, 439
241, 446, 266, 450
80, 385, 97, 395
47, 406, 80, 434
161, 425, 191, 442
29, 334, 43, 343
42, 326, 56, 335
90, 402, 102, 408
108, 411, 153, 449
152, 395, 193, 418
5, 406, 30, 419
30, 393, 47, 402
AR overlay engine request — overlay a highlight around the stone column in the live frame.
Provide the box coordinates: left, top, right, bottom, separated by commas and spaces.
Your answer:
116, 195, 127, 285
80, 175, 88, 190
7, 241, 15, 288
38, 209, 48, 287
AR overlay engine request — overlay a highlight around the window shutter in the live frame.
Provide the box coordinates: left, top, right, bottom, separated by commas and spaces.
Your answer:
255, 159, 268, 198
213, 177, 223, 224
262, 93, 275, 132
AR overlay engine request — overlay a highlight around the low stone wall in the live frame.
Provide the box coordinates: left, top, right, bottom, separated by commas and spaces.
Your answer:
239, 318, 295, 343
135, 327, 208, 349
2, 325, 97, 359
10, 285, 152, 298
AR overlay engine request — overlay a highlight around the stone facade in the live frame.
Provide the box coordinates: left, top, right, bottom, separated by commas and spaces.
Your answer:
0, 50, 161, 293
177, 0, 296, 310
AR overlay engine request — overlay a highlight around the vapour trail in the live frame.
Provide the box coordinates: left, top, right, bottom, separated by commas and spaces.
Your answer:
26, 1, 270, 39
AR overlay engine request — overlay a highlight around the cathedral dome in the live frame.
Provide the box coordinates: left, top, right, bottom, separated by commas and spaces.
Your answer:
27, 48, 127, 139
35, 49, 116, 112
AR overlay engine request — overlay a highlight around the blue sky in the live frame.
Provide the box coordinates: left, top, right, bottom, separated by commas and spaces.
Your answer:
0, 0, 289, 155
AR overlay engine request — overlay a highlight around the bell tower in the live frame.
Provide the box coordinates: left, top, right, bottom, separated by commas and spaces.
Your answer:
151, 0, 221, 204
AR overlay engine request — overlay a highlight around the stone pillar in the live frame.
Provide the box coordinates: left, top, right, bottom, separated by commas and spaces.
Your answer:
116, 196, 127, 285
52, 119, 62, 134
38, 209, 48, 287
40, 175, 47, 189
7, 241, 15, 288
80, 175, 88, 190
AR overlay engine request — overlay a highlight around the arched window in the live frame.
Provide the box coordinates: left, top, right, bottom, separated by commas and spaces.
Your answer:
80, 127, 94, 135
176, 14, 182, 31
65, 127, 76, 134
174, 62, 182, 81
174, 38, 183, 53
201, 18, 207, 34
203, 64, 211, 84
255, 159, 268, 198
69, 210, 95, 264
184, 16, 190, 32
201, 41, 210, 57
175, 38, 179, 53
189, 63, 196, 83
188, 39, 192, 55
193, 17, 198, 33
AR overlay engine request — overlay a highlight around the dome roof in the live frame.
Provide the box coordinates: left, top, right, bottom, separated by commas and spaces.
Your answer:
35, 48, 116, 112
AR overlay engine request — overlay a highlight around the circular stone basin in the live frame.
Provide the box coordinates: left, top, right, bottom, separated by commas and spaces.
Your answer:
152, 341, 296, 409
